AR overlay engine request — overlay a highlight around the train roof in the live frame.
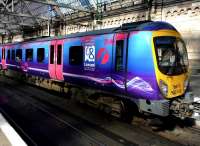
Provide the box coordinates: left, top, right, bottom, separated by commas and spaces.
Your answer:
0, 21, 177, 46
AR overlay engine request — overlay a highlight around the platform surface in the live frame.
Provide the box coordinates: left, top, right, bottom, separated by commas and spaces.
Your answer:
0, 113, 27, 146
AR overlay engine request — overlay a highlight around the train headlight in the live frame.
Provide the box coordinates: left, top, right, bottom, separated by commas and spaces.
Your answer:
184, 78, 189, 91
159, 80, 168, 97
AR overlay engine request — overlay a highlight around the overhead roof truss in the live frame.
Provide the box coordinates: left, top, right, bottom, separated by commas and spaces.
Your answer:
1, 0, 190, 36
0, 0, 94, 35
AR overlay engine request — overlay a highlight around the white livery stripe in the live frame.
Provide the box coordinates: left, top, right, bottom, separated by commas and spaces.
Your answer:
6, 65, 49, 73
0, 113, 27, 146
62, 72, 111, 84
28, 67, 49, 73
6, 64, 17, 67
63, 72, 101, 81
5, 65, 110, 84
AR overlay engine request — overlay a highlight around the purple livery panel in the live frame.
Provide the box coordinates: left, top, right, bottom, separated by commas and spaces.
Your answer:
1, 31, 162, 101
4, 41, 50, 78
127, 31, 161, 100
63, 34, 114, 89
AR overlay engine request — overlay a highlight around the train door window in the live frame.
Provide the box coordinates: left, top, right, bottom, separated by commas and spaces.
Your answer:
69, 46, 83, 65
1, 49, 2, 59
57, 44, 62, 65
2, 48, 3, 59
4, 48, 5, 59
16, 49, 22, 61
50, 45, 54, 64
11, 50, 15, 61
7, 49, 10, 60
2, 48, 5, 59
26, 49, 33, 62
37, 48, 45, 63
115, 40, 124, 72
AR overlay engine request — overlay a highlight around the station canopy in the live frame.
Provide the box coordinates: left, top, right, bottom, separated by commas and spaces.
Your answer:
0, 0, 183, 35
0, 0, 116, 35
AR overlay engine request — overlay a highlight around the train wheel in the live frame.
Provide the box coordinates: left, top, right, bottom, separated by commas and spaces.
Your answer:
120, 99, 138, 123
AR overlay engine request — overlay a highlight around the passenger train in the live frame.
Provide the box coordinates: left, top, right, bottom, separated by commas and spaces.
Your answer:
0, 21, 197, 121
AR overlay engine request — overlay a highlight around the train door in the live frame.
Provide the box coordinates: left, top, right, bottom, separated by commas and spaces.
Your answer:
1, 47, 6, 69
49, 39, 64, 81
112, 33, 128, 93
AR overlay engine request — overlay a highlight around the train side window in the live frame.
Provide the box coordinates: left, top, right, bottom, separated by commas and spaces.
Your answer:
4, 48, 5, 59
3, 48, 6, 59
26, 49, 33, 62
50, 45, 54, 64
16, 49, 22, 61
7, 49, 10, 60
1, 49, 2, 59
11, 50, 15, 61
37, 48, 45, 63
115, 40, 124, 72
2, 48, 3, 59
2, 48, 5, 59
57, 45, 62, 65
69, 46, 83, 65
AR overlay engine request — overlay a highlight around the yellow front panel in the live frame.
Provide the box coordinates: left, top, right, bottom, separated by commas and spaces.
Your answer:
152, 30, 189, 99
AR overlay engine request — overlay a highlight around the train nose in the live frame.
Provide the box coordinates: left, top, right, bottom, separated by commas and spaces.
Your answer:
161, 75, 186, 99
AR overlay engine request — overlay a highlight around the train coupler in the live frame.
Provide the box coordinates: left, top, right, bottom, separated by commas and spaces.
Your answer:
191, 96, 200, 120
170, 92, 200, 120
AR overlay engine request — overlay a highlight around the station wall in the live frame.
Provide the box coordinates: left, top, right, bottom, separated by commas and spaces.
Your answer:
61, 2, 200, 66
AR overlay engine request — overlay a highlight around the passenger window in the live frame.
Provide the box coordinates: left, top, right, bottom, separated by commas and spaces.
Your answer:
16, 49, 22, 61
7, 49, 10, 60
11, 50, 15, 61
2, 48, 3, 59
57, 45, 62, 65
69, 46, 83, 65
50, 45, 54, 64
4, 48, 5, 59
37, 48, 45, 63
1, 49, 2, 59
115, 40, 124, 72
26, 49, 33, 62
2, 48, 5, 59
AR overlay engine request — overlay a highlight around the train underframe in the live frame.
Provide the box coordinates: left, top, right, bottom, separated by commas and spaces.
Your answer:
2, 69, 200, 122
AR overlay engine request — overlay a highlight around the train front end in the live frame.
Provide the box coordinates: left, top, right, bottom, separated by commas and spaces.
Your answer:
152, 29, 200, 119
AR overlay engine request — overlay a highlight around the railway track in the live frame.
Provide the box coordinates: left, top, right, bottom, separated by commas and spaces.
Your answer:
27, 84, 200, 146
0, 75, 197, 146
130, 110, 200, 146
0, 107, 37, 146
7, 85, 136, 146
0, 76, 138, 146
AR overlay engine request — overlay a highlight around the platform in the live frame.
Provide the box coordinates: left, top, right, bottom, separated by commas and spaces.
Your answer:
0, 113, 27, 146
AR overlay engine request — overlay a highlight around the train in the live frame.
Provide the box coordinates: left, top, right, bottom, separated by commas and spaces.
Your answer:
0, 21, 199, 121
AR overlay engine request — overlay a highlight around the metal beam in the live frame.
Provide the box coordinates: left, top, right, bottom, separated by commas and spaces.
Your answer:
0, 24, 13, 34
0, 27, 19, 31
0, 0, 11, 11
24, 0, 93, 13
21, 0, 40, 25
3, 11, 59, 21
0, 20, 34, 26
51, 5, 64, 19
